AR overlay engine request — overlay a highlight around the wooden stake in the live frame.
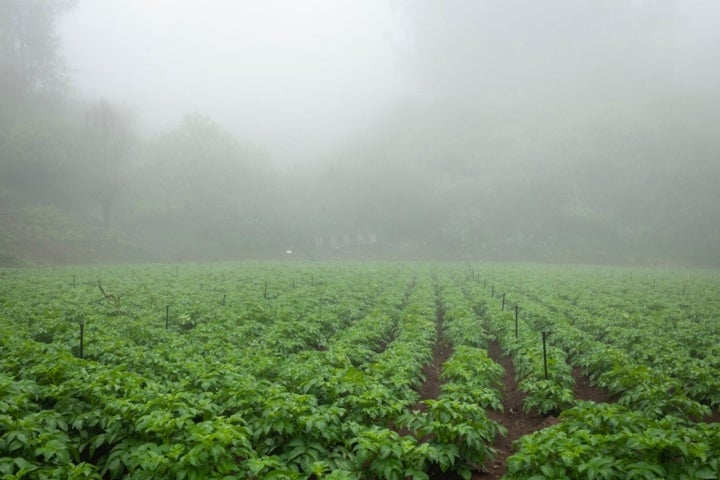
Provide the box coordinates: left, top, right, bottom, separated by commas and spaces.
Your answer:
79, 321, 85, 359
542, 331, 549, 380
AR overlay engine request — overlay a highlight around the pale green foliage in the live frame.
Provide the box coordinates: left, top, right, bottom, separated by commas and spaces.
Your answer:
2, 263, 720, 479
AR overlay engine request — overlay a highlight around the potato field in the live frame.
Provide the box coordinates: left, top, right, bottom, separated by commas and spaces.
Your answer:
1, 263, 719, 479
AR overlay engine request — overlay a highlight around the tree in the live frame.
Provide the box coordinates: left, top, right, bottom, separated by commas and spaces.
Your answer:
0, 0, 76, 102
0, 0, 79, 207
85, 100, 134, 230
130, 112, 273, 257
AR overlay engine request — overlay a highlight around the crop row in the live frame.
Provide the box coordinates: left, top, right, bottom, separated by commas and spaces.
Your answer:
4, 263, 718, 479
465, 265, 720, 478
457, 274, 575, 416
482, 268, 717, 418
1, 263, 508, 479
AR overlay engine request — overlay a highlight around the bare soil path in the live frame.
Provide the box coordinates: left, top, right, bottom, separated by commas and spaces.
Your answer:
419, 305, 453, 403
424, 308, 618, 478
570, 366, 614, 404
474, 342, 558, 479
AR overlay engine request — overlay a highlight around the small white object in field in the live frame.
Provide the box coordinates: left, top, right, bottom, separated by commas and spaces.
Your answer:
286, 250, 293, 255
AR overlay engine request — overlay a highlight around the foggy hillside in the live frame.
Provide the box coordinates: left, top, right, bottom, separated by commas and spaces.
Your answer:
1, 0, 718, 266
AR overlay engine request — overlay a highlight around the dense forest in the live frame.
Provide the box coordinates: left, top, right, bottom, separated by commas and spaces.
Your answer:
1, 0, 719, 266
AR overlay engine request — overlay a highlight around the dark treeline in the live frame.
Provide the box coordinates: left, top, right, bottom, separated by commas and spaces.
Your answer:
1, 1, 718, 266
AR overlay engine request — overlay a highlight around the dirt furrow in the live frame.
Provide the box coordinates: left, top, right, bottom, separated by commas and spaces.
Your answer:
476, 342, 558, 479
571, 366, 720, 424
424, 301, 466, 480
418, 305, 453, 404
570, 366, 614, 403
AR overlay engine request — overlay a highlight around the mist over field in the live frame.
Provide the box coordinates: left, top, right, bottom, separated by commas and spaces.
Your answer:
1, 0, 719, 266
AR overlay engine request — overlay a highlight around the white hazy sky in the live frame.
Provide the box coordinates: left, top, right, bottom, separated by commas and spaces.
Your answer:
58, 1, 719, 166
58, 0, 414, 164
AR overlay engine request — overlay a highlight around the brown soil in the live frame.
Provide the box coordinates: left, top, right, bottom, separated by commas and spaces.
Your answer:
572, 367, 720, 424
473, 342, 559, 479
705, 410, 720, 423
425, 339, 620, 479
422, 300, 618, 479
418, 307, 453, 404
421, 310, 712, 478
474, 355, 617, 478
571, 366, 615, 404
420, 307, 463, 480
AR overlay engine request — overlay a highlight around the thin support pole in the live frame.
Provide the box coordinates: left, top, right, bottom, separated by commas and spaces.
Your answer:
542, 331, 549, 380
